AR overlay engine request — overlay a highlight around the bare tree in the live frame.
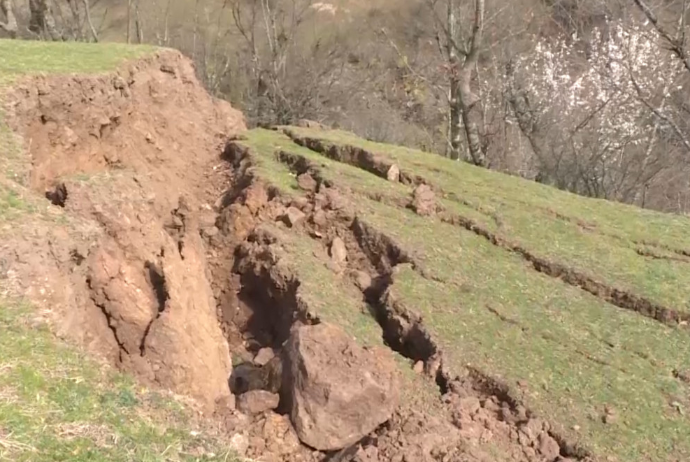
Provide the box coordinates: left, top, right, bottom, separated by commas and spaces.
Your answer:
230, 0, 336, 125
633, 0, 690, 73
83, 0, 98, 42
29, 0, 62, 40
0, 0, 18, 37
429, 0, 486, 165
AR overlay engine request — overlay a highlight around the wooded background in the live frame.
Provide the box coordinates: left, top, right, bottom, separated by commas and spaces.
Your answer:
3, 0, 690, 214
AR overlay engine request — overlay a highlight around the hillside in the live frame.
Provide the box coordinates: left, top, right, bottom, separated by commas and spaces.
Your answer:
1, 40, 690, 462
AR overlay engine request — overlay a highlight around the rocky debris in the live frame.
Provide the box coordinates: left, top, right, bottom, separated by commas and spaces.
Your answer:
215, 394, 237, 413
201, 226, 219, 238
229, 433, 250, 456
351, 270, 372, 292
230, 356, 284, 394
237, 390, 280, 415
386, 164, 400, 182
323, 188, 349, 211
411, 184, 436, 216
297, 173, 318, 191
254, 347, 276, 366
329, 237, 348, 266
244, 183, 269, 214
283, 206, 307, 228
353, 445, 379, 462
312, 209, 328, 228
284, 323, 399, 451
248, 413, 301, 458
538, 432, 561, 460
372, 410, 463, 462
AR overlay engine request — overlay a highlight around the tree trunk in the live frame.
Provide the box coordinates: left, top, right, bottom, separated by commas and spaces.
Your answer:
444, 0, 486, 165
0, 0, 18, 37
126, 0, 132, 43
29, 0, 61, 40
458, 68, 485, 165
134, 0, 143, 44
447, 0, 463, 160
83, 0, 99, 42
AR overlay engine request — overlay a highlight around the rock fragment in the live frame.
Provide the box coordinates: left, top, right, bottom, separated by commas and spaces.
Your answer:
411, 184, 436, 216
352, 270, 372, 291
329, 237, 348, 266
229, 433, 250, 456
386, 164, 400, 182
297, 173, 318, 191
284, 323, 399, 451
254, 347, 276, 366
237, 390, 280, 415
283, 207, 306, 228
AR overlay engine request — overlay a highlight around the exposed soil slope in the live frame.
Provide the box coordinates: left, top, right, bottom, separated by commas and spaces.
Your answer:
2, 48, 245, 411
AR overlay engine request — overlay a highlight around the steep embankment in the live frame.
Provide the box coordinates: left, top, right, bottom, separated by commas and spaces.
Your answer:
2, 46, 245, 413
2, 41, 690, 462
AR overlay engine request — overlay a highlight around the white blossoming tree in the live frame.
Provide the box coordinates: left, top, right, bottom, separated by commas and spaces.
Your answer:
508, 16, 690, 206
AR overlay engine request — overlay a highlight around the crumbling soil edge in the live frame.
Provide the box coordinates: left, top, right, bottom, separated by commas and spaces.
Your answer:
227, 140, 590, 460
283, 130, 690, 330
350, 217, 590, 462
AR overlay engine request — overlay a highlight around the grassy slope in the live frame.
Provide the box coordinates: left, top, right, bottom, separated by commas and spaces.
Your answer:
0, 40, 239, 461
286, 127, 690, 313
241, 128, 690, 462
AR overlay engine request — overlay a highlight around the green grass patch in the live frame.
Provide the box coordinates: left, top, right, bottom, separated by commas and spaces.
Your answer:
0, 300, 236, 462
0, 40, 154, 85
0, 184, 35, 220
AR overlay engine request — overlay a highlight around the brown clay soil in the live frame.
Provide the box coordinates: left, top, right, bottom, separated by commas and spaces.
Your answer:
0, 52, 583, 462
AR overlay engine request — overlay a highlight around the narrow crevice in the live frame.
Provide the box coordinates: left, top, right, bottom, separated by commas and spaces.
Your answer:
138, 261, 169, 356
86, 276, 128, 359
635, 240, 690, 259
441, 212, 690, 328
218, 141, 262, 208
225, 227, 321, 413
284, 129, 428, 187
145, 261, 169, 314
635, 247, 690, 263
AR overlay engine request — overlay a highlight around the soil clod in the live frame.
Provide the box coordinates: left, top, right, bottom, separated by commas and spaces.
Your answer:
45, 182, 67, 207
237, 390, 281, 415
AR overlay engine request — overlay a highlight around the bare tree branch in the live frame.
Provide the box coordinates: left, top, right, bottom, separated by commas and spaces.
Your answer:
633, 0, 690, 73
0, 0, 18, 37
84, 0, 99, 42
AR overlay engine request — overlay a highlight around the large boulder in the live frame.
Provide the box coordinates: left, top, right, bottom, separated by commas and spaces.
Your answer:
284, 323, 399, 451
